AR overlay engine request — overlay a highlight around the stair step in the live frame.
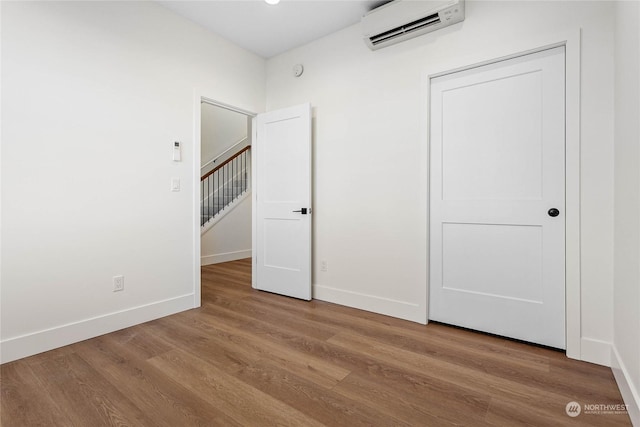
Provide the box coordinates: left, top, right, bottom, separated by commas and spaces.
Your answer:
200, 184, 249, 227
201, 194, 247, 219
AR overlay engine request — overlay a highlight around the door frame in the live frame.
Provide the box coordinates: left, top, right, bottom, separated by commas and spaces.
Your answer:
192, 91, 256, 308
424, 29, 581, 360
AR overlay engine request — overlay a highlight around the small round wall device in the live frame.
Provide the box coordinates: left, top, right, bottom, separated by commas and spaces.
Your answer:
293, 64, 304, 77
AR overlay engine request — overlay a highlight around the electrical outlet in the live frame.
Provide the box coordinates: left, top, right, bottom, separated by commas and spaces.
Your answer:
113, 275, 124, 292
320, 260, 328, 272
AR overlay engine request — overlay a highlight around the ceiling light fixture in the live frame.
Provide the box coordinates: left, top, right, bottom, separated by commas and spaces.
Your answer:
265, 0, 280, 4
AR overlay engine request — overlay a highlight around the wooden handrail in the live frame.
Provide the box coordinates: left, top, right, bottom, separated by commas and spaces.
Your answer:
201, 145, 250, 181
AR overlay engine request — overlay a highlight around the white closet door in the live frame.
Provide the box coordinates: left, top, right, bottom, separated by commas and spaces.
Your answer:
429, 47, 566, 349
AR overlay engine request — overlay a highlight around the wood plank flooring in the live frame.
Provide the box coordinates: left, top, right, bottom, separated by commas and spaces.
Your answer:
1, 258, 632, 426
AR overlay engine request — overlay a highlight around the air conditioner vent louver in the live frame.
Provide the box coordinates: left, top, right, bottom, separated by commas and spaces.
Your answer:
362, 0, 465, 51
369, 13, 440, 46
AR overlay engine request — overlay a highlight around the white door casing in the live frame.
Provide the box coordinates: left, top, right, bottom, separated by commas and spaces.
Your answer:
253, 103, 312, 300
429, 47, 566, 349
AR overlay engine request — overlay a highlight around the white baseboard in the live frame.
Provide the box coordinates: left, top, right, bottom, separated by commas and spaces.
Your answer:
313, 284, 425, 324
201, 249, 252, 266
611, 346, 640, 426
580, 337, 612, 366
0, 294, 194, 364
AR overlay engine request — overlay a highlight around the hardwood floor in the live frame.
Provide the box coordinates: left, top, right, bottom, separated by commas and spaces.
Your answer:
1, 258, 632, 426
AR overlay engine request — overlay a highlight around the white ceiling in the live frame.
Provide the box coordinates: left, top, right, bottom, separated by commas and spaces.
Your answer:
159, 0, 387, 58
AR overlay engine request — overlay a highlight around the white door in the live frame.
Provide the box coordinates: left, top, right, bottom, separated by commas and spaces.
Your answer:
429, 47, 566, 349
254, 103, 312, 300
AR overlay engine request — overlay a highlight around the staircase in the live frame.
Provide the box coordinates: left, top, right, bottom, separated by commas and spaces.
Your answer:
201, 145, 250, 228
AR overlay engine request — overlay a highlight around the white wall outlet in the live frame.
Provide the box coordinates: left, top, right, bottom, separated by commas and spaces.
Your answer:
113, 275, 124, 292
320, 260, 328, 272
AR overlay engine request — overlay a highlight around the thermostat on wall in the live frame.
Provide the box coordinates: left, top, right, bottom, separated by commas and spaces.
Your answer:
173, 141, 181, 161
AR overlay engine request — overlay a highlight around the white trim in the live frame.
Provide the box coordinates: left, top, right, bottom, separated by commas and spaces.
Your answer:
201, 97, 256, 117
0, 294, 194, 364
251, 116, 258, 289
313, 284, 423, 323
564, 29, 582, 362
201, 249, 252, 266
193, 91, 203, 308
580, 337, 612, 366
424, 29, 582, 360
201, 191, 251, 235
611, 346, 640, 426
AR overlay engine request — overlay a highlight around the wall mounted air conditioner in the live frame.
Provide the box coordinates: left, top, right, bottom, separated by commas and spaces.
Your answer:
362, 0, 465, 50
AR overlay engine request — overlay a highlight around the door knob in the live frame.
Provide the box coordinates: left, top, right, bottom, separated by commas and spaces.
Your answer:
548, 208, 560, 217
293, 208, 308, 214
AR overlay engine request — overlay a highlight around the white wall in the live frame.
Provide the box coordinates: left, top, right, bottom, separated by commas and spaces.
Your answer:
266, 1, 616, 364
0, 1, 265, 362
201, 196, 252, 265
613, 1, 640, 423
201, 103, 248, 167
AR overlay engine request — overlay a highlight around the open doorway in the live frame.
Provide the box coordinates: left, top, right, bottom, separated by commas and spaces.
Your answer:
193, 98, 312, 306
199, 99, 254, 266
